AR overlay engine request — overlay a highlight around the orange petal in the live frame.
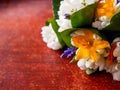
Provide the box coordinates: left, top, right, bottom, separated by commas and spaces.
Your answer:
96, 0, 114, 18
72, 30, 94, 48
89, 47, 99, 62
72, 35, 87, 47
93, 40, 110, 50
75, 48, 89, 60
84, 30, 94, 43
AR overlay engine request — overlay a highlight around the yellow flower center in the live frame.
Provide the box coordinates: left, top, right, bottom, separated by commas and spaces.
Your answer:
96, 0, 115, 18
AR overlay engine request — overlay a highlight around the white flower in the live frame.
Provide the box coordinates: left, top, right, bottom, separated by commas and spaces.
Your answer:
112, 70, 120, 81
58, 0, 97, 16
77, 56, 106, 71
95, 57, 106, 71
77, 58, 88, 70
103, 37, 120, 81
113, 38, 120, 58
114, 0, 120, 13
105, 54, 120, 81
85, 57, 106, 71
85, 60, 95, 69
105, 62, 120, 81
92, 16, 110, 30
41, 24, 62, 50
57, 0, 98, 32
56, 17, 72, 32
104, 61, 120, 81
113, 37, 120, 43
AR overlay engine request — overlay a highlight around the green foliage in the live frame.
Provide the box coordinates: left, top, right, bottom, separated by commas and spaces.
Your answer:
70, 3, 97, 28
52, 0, 62, 19
103, 12, 120, 31
69, 57, 77, 63
60, 28, 77, 47
86, 68, 97, 75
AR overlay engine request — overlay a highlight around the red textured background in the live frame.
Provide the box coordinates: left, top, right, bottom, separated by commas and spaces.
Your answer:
0, 0, 120, 89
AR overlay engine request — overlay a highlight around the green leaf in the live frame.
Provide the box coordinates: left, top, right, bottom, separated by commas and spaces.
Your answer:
100, 30, 120, 43
103, 12, 120, 31
101, 13, 120, 42
69, 57, 77, 63
49, 18, 65, 48
86, 68, 97, 75
45, 21, 50, 26
70, 3, 97, 28
60, 28, 77, 47
52, 0, 62, 19
61, 28, 106, 47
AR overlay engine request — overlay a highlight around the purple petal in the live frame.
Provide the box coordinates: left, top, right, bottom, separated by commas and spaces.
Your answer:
118, 0, 120, 3
64, 14, 70, 19
60, 48, 77, 58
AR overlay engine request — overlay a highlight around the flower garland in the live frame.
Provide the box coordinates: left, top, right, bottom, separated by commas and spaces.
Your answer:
41, 0, 120, 81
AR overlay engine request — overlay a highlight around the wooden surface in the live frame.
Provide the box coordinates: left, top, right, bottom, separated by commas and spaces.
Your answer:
0, 0, 120, 89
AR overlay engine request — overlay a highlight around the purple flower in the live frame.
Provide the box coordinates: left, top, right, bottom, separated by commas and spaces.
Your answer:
64, 14, 70, 19
60, 48, 77, 58
117, 0, 120, 3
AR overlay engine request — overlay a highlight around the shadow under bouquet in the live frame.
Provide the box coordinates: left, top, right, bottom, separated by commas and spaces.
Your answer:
41, 0, 120, 81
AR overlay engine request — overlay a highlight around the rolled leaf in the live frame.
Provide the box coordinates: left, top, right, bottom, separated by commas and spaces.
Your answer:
70, 3, 97, 28
60, 28, 77, 47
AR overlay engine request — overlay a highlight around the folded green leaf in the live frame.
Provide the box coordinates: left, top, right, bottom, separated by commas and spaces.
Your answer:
52, 0, 62, 19
60, 28, 77, 47
69, 57, 77, 63
49, 18, 65, 48
70, 3, 97, 28
103, 12, 120, 31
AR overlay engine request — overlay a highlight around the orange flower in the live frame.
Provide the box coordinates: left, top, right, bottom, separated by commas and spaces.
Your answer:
72, 30, 110, 62
96, 0, 114, 18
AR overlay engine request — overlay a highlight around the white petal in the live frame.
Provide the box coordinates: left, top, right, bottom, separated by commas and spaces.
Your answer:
41, 24, 62, 50
85, 60, 94, 68
77, 59, 87, 70
112, 71, 120, 81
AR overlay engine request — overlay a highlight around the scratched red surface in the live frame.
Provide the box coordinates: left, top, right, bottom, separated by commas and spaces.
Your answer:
0, 0, 120, 90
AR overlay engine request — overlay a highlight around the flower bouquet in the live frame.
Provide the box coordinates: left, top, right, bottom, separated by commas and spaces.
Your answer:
41, 0, 120, 81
